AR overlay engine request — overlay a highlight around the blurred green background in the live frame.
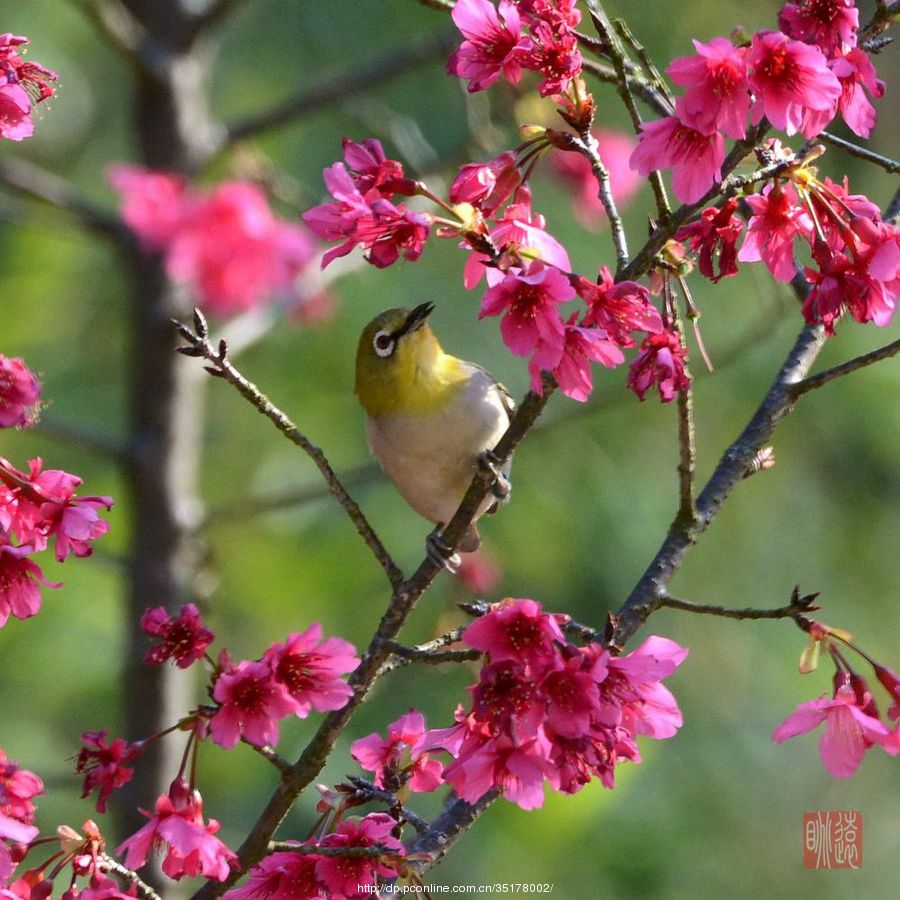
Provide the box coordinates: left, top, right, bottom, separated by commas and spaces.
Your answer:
1, 0, 899, 897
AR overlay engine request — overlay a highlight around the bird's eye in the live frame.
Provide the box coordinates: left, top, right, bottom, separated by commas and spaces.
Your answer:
373, 330, 395, 358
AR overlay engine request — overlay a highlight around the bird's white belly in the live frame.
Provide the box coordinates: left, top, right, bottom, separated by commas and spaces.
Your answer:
366, 372, 510, 526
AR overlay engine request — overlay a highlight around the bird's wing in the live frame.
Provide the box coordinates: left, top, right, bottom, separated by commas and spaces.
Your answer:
496, 379, 516, 423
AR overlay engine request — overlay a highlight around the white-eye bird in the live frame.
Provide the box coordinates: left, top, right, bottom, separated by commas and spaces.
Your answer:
355, 303, 514, 566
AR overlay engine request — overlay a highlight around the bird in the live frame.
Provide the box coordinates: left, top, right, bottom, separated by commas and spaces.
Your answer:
355, 302, 514, 568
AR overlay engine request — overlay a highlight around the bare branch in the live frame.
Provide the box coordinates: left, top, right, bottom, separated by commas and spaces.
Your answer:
173, 315, 405, 590
0, 158, 126, 241
580, 59, 672, 118
819, 131, 900, 173
99, 857, 163, 900
345, 775, 432, 834
790, 337, 900, 397
659, 588, 820, 621
223, 30, 456, 147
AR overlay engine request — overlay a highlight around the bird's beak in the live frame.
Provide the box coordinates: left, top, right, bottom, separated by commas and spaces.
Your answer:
396, 302, 434, 338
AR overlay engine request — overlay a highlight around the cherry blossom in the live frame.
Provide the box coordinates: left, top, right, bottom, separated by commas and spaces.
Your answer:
778, 0, 859, 57
140, 603, 214, 668
75, 732, 142, 814
0, 358, 40, 429
575, 267, 663, 348
675, 198, 744, 283
627, 329, 691, 403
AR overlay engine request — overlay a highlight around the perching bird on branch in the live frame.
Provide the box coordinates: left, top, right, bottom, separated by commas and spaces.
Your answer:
355, 302, 513, 568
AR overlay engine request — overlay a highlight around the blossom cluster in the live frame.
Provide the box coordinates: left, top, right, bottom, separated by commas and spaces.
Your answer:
0, 357, 40, 429
677, 170, 898, 333
421, 599, 687, 810
631, 0, 884, 203
0, 749, 43, 885
224, 813, 405, 900
110, 167, 329, 319
447, 0, 583, 96
0, 33, 57, 142
773, 618, 900, 779
0, 448, 113, 628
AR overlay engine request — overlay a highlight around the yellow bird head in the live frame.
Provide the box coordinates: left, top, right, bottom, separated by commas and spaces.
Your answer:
355, 303, 465, 417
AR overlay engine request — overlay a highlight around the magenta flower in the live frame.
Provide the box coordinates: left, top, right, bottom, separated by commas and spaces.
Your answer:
223, 849, 323, 899
0, 34, 57, 142
449, 151, 520, 216
779, 0, 859, 57
447, 0, 528, 93
140, 603, 214, 668
351, 709, 444, 793
117, 778, 237, 881
340, 136, 410, 197
315, 814, 404, 898
351, 199, 432, 269
576, 267, 662, 348
675, 198, 744, 283
521, 18, 582, 96
629, 100, 725, 204
75, 731, 142, 813
627, 330, 691, 403
0, 357, 40, 429
547, 130, 640, 230
463, 597, 566, 667
773, 684, 896, 778
831, 48, 885, 138
210, 658, 295, 749
480, 261, 574, 358
107, 166, 188, 251
0, 543, 61, 628
0, 749, 43, 825
737, 182, 813, 282
463, 192, 571, 289
529, 316, 625, 402
265, 624, 358, 717
747, 31, 841, 138
667, 37, 750, 139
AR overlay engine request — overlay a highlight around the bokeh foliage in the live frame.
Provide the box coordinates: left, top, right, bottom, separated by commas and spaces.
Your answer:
1, 0, 899, 896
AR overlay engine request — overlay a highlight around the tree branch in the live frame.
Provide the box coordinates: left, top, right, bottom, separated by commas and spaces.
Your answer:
790, 337, 900, 397
173, 313, 405, 590
222, 29, 456, 148
818, 131, 900, 173
99, 857, 163, 900
0, 158, 126, 241
659, 588, 819, 621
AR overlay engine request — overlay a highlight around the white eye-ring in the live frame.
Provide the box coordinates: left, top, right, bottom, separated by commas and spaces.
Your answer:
373, 330, 395, 358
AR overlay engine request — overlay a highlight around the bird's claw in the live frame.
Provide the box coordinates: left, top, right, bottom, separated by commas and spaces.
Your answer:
426, 528, 460, 573
477, 450, 511, 500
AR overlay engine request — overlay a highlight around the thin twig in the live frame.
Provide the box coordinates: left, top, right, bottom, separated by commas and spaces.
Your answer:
243, 740, 292, 775
659, 595, 812, 621
669, 304, 696, 524
378, 640, 481, 675
580, 59, 673, 118
0, 158, 126, 241
267, 841, 403, 859
99, 857, 163, 900
790, 337, 900, 397
223, 29, 456, 147
612, 17, 675, 107
345, 775, 432, 834
819, 131, 900, 173
173, 314, 405, 590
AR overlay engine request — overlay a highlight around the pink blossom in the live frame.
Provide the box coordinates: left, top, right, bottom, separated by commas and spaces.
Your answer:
675, 198, 744, 282
667, 37, 750, 139
264, 624, 358, 717
831, 48, 885, 138
779, 0, 859, 57
627, 329, 691, 403
0, 749, 43, 827
547, 130, 640, 230
107, 166, 188, 251
0, 35, 57, 142
0, 358, 40, 429
340, 137, 410, 197
140, 603, 214, 668
737, 182, 813, 282
747, 31, 841, 138
449, 151, 520, 216
75, 731, 142, 814
471, 660, 547, 741
629, 101, 725, 204
315, 814, 404, 898
76, 874, 138, 900
463, 597, 566, 667
576, 267, 663, 347
447, 0, 528, 92
166, 182, 318, 316
528, 316, 624, 402
462, 190, 570, 289
117, 778, 237, 881
517, 0, 581, 28
540, 652, 604, 738
351, 199, 432, 268
223, 850, 323, 899
0, 543, 61, 628
210, 658, 295, 749
521, 18, 581, 96
351, 709, 443, 793
479, 261, 574, 357
773, 684, 896, 778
